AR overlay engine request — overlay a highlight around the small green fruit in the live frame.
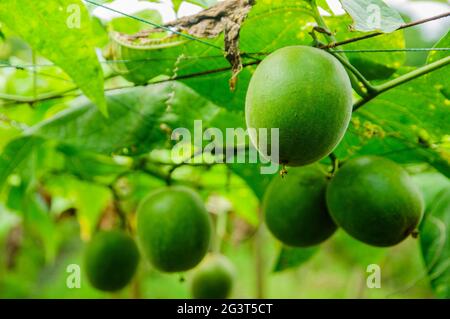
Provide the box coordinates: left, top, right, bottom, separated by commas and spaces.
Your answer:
263, 165, 337, 247
245, 45, 352, 166
191, 254, 235, 299
326, 156, 424, 247
137, 186, 211, 272
85, 230, 139, 292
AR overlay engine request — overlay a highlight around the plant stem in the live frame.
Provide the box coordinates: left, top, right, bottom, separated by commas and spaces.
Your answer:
320, 11, 450, 49
214, 211, 228, 253
309, 0, 371, 97
328, 152, 339, 176
353, 55, 450, 111
254, 206, 265, 299
329, 51, 377, 94
32, 51, 37, 101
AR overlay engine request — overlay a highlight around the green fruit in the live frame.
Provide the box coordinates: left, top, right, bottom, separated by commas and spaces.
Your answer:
245, 45, 352, 166
263, 165, 337, 247
326, 156, 424, 247
136, 186, 211, 272
85, 230, 139, 292
191, 254, 235, 299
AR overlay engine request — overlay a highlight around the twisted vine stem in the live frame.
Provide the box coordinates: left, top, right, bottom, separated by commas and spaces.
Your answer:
353, 55, 450, 111
307, 0, 450, 112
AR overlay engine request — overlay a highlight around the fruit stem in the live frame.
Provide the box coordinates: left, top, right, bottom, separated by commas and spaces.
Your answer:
254, 206, 265, 298
353, 55, 450, 111
328, 51, 377, 94
309, 0, 334, 43
108, 185, 131, 232
309, 0, 371, 98
328, 152, 339, 177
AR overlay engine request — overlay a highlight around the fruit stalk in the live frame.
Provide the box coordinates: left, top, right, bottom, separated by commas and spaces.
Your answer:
309, 0, 370, 97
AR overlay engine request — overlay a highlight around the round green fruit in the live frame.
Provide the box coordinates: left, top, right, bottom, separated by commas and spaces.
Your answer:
326, 156, 424, 247
263, 165, 337, 247
245, 45, 352, 166
191, 254, 235, 299
136, 186, 211, 272
85, 230, 139, 292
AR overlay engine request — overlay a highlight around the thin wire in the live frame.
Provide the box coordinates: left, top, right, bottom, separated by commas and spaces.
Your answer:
1, 48, 448, 70
83, 0, 223, 51
334, 48, 450, 53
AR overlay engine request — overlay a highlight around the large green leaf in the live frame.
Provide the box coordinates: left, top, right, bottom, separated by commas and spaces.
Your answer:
412, 171, 450, 212
420, 186, 450, 298
339, 0, 404, 32
0, 136, 42, 191
0, 83, 226, 188
109, 9, 163, 34
0, 0, 107, 114
45, 175, 111, 240
427, 31, 450, 100
26, 82, 220, 155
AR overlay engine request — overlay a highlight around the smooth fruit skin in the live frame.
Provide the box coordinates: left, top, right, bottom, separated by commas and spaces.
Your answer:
245, 45, 352, 166
136, 186, 211, 272
326, 156, 424, 247
191, 254, 235, 299
263, 165, 337, 247
85, 230, 139, 292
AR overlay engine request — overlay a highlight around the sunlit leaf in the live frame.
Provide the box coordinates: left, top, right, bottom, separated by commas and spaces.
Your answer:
339, 0, 404, 33
0, 0, 107, 114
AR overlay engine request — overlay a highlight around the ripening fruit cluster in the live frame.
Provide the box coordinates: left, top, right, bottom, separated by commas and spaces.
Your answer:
83, 45, 425, 297
263, 156, 424, 248
84, 185, 234, 299
247, 46, 424, 248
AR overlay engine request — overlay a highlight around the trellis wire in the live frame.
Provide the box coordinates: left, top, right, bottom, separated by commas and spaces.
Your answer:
83, 0, 223, 51
0, 48, 449, 70
0, 7, 449, 104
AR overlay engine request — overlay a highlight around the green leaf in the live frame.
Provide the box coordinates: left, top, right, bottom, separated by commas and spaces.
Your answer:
335, 34, 449, 177
339, 0, 404, 33
273, 246, 319, 272
109, 9, 162, 34
330, 230, 387, 266
337, 31, 449, 176
172, 0, 183, 11
420, 186, 450, 298
316, 0, 333, 13
0, 0, 107, 114
186, 0, 218, 8
172, 0, 218, 11
427, 31, 449, 99
0, 136, 42, 191
56, 144, 129, 184
412, 171, 450, 212
27, 82, 220, 155
45, 175, 111, 240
